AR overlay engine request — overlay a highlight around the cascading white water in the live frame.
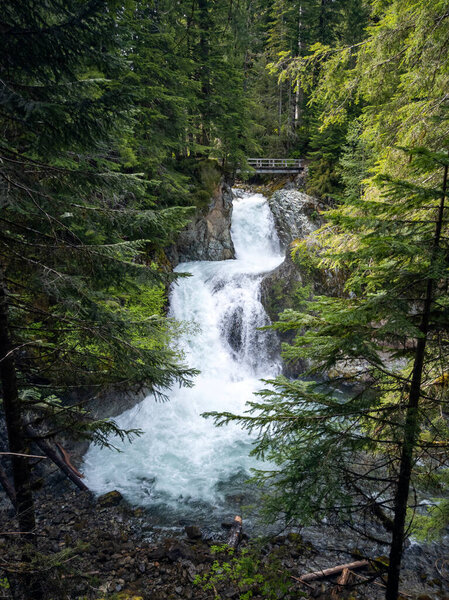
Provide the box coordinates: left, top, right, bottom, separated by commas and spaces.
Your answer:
83, 191, 284, 525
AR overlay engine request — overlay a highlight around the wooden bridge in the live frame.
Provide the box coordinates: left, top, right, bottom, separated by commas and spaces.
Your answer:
244, 158, 302, 174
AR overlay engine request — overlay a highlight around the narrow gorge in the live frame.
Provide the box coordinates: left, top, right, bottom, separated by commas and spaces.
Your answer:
83, 188, 291, 530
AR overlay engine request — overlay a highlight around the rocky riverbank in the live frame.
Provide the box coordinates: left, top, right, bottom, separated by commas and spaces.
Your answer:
1, 482, 447, 600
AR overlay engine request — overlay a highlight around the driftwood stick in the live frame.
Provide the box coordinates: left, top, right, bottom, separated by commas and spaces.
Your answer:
0, 461, 16, 508
287, 573, 314, 589
227, 515, 243, 549
55, 443, 85, 479
337, 568, 351, 585
0, 452, 46, 459
350, 570, 412, 598
25, 425, 90, 493
299, 560, 369, 583
331, 567, 352, 599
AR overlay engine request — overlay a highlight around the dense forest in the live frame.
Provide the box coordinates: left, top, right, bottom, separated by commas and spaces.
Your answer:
1, 1, 449, 599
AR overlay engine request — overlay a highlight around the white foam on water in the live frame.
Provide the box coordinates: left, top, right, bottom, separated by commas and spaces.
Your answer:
83, 192, 284, 513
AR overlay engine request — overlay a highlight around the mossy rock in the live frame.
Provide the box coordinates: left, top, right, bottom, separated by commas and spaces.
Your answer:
192, 159, 222, 209
287, 532, 303, 545
97, 490, 123, 507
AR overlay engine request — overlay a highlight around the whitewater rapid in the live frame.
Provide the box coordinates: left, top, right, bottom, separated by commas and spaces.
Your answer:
83, 191, 284, 523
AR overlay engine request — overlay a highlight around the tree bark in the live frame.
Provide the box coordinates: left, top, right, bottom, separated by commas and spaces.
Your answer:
0, 267, 43, 599
0, 460, 16, 508
227, 515, 242, 549
385, 163, 448, 600
198, 0, 211, 148
0, 268, 36, 534
294, 4, 303, 130
25, 426, 90, 493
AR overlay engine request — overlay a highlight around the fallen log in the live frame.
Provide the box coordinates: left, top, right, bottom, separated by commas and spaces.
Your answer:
227, 515, 243, 549
55, 443, 85, 479
25, 425, 90, 493
299, 560, 369, 583
331, 567, 352, 599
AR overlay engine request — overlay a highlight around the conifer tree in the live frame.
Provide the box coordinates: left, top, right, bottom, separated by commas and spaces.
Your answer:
208, 145, 449, 599
0, 4, 196, 596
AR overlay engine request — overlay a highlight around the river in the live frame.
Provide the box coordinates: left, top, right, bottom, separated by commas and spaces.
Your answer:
83, 190, 284, 531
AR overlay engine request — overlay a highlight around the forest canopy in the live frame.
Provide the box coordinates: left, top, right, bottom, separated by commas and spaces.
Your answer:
1, 2, 449, 600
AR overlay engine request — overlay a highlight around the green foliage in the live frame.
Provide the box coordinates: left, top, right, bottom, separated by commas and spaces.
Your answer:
247, 0, 370, 176
0, 0, 199, 452
338, 120, 374, 203
194, 545, 300, 600
0, 577, 9, 591
306, 116, 348, 200
209, 144, 449, 593
277, 0, 449, 183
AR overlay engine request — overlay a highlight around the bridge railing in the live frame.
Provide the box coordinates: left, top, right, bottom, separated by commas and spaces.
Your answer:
246, 158, 302, 170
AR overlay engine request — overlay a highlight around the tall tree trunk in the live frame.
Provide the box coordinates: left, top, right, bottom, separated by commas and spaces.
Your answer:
0, 268, 35, 533
0, 267, 42, 600
385, 163, 448, 600
0, 460, 16, 507
287, 82, 292, 152
278, 81, 283, 139
318, 0, 329, 43
198, 0, 211, 148
294, 4, 303, 130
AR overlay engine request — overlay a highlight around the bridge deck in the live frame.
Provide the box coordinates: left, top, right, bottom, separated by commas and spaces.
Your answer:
241, 158, 302, 174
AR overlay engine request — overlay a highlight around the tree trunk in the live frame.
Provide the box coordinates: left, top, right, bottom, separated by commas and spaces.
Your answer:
0, 460, 17, 508
294, 4, 303, 130
0, 269, 35, 533
385, 163, 448, 600
227, 515, 243, 549
0, 267, 42, 599
25, 426, 90, 493
198, 0, 211, 148
278, 81, 283, 138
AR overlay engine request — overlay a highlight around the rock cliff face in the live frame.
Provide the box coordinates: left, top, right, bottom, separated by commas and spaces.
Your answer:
267, 189, 321, 250
262, 188, 347, 308
168, 182, 235, 266
261, 189, 329, 376
261, 189, 323, 318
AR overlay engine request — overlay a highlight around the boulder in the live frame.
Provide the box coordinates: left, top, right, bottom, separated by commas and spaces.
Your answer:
185, 525, 202, 540
166, 541, 195, 562
97, 490, 123, 507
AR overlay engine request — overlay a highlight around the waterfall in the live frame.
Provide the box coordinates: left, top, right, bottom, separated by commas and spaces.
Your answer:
83, 191, 284, 526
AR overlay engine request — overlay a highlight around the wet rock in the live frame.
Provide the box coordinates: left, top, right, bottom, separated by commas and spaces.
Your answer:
147, 546, 167, 560
168, 182, 235, 264
97, 490, 123, 507
268, 189, 321, 250
166, 541, 194, 562
184, 563, 198, 582
260, 253, 308, 377
138, 561, 146, 573
185, 525, 202, 540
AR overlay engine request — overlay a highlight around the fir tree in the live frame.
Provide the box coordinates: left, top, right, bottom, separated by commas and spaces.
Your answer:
0, 2, 196, 595
207, 145, 449, 600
